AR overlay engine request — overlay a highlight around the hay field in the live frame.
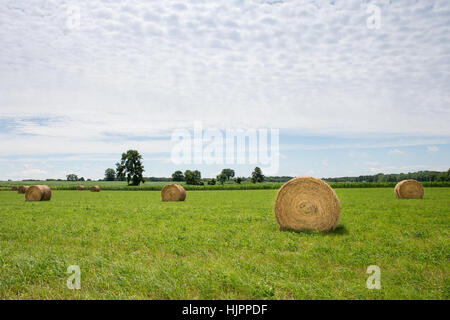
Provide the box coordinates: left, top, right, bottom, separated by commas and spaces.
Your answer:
0, 188, 448, 299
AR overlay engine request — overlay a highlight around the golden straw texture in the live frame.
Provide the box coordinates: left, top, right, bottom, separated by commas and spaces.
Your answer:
76, 185, 85, 191
274, 177, 340, 232
161, 184, 186, 201
394, 183, 400, 198
25, 185, 52, 201
90, 186, 101, 192
394, 179, 424, 199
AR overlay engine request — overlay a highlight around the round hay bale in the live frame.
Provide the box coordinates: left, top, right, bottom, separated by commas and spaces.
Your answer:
11, 186, 18, 191
25, 185, 52, 201
161, 184, 186, 201
90, 186, 100, 192
394, 179, 424, 199
274, 176, 340, 232
76, 185, 85, 191
394, 182, 401, 198
18, 186, 30, 194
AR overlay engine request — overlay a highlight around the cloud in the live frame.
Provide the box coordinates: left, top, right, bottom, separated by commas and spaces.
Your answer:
0, 0, 449, 178
388, 149, 404, 155
364, 161, 381, 166
348, 151, 370, 158
0, 0, 449, 136
6, 167, 48, 180
427, 146, 439, 152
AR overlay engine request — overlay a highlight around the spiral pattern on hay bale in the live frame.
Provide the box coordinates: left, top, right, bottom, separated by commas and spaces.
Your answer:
90, 186, 100, 192
18, 186, 30, 194
394, 179, 424, 199
161, 184, 186, 201
25, 185, 52, 201
76, 185, 85, 191
274, 177, 340, 232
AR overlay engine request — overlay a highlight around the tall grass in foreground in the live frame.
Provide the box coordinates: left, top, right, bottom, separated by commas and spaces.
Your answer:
0, 188, 448, 299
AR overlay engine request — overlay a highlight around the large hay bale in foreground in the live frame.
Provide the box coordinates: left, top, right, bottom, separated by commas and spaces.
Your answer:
18, 186, 30, 194
90, 186, 100, 192
25, 185, 52, 201
161, 184, 186, 201
274, 177, 340, 232
394, 179, 424, 199
76, 185, 85, 191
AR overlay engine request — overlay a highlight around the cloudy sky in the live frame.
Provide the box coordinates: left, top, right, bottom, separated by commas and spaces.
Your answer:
0, 0, 449, 180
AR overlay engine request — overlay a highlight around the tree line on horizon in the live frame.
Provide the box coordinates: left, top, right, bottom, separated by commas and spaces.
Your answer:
168, 167, 265, 185
100, 167, 450, 185
19, 168, 450, 185
323, 169, 450, 183
18, 149, 450, 185
36, 168, 449, 185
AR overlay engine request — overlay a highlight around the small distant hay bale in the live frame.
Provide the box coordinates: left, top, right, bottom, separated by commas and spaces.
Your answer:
394, 179, 424, 199
161, 184, 186, 201
11, 186, 18, 191
274, 176, 340, 232
76, 185, 85, 191
90, 186, 101, 192
25, 185, 52, 201
18, 186, 30, 194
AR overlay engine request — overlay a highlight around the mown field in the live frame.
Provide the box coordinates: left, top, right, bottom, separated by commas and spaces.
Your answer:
1, 180, 449, 191
0, 188, 449, 299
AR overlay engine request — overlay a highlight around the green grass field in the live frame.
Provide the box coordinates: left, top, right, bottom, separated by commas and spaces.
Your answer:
0, 188, 449, 299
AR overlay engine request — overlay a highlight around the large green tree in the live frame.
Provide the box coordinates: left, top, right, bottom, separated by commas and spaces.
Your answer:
184, 170, 202, 185
251, 167, 264, 183
217, 173, 227, 185
104, 168, 116, 181
220, 168, 235, 181
171, 170, 185, 182
116, 150, 145, 186
66, 174, 78, 181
